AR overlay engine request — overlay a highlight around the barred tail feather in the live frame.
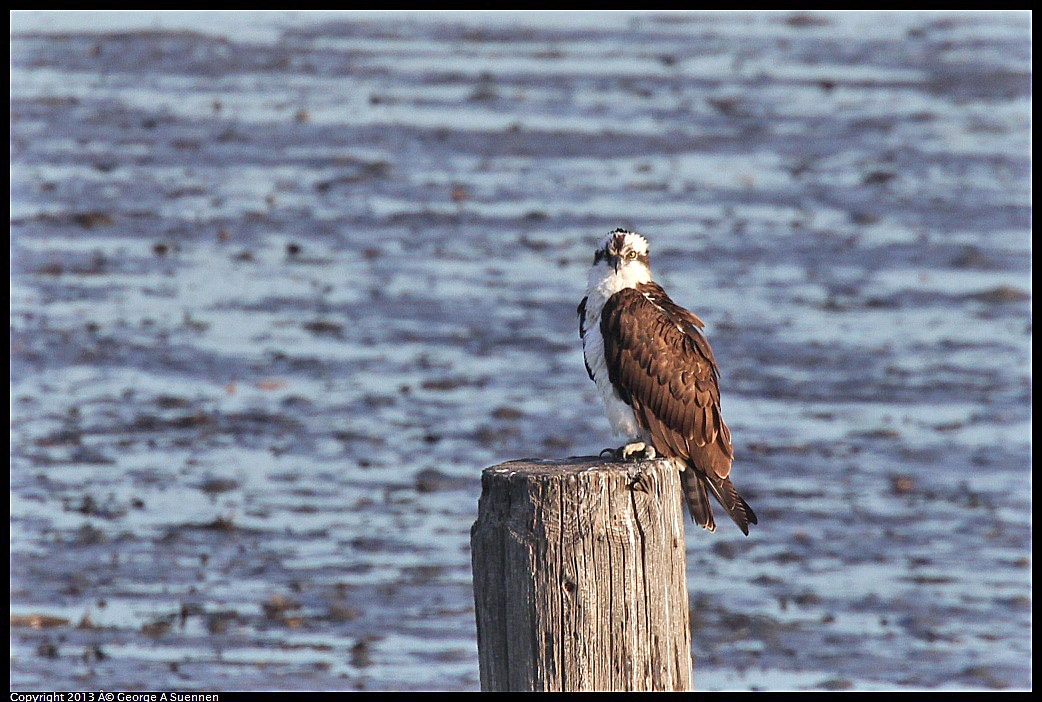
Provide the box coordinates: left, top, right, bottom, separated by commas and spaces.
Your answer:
679, 463, 715, 532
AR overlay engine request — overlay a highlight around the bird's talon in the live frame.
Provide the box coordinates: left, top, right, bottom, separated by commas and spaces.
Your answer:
599, 447, 618, 459
619, 441, 656, 461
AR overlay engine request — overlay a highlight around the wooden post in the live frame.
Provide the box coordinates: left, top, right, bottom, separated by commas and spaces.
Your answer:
470, 456, 693, 692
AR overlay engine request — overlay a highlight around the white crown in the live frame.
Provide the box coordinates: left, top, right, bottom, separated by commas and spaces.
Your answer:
605, 229, 648, 255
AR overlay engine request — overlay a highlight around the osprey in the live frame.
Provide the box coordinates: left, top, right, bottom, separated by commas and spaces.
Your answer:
578, 229, 757, 535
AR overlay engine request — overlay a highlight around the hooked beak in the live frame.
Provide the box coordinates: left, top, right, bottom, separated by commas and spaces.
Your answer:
612, 255, 620, 274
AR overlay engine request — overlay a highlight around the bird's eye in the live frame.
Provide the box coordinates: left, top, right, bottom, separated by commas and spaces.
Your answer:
627, 251, 637, 260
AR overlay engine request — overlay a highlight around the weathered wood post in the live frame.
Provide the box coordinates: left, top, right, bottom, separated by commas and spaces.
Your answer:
470, 456, 692, 692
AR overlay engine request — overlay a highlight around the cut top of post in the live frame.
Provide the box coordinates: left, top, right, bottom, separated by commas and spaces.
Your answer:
483, 455, 672, 478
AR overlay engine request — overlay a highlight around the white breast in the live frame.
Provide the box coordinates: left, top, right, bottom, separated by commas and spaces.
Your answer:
582, 262, 652, 440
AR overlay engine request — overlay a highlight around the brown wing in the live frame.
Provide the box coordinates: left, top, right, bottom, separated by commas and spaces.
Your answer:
639, 281, 708, 331
599, 285, 734, 479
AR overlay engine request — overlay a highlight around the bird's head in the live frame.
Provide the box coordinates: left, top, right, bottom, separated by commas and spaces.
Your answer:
592, 228, 650, 276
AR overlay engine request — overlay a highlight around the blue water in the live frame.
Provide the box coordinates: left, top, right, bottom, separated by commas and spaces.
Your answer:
10, 10, 1031, 691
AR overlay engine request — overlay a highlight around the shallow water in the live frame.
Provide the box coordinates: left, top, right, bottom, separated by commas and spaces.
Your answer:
10, 10, 1031, 692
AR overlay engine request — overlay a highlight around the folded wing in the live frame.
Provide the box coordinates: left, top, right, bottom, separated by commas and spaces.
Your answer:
599, 283, 756, 534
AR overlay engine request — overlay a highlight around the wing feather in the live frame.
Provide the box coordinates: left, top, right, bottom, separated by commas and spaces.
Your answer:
599, 284, 733, 479
590, 274, 754, 534
577, 296, 594, 382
